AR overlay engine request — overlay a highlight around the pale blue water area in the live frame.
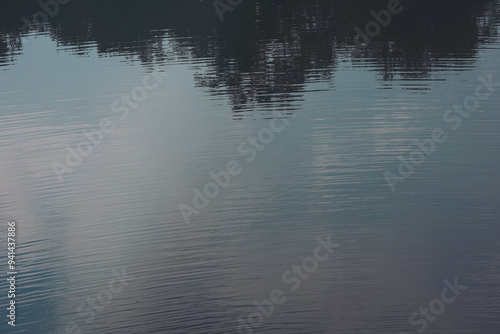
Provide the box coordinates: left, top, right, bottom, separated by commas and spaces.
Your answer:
0, 1, 500, 333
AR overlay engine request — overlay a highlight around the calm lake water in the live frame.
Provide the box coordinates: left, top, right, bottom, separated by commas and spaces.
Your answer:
1, 1, 500, 333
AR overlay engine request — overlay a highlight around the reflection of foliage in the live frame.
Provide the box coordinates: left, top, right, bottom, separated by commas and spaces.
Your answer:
1, 0, 498, 114
0, 33, 22, 68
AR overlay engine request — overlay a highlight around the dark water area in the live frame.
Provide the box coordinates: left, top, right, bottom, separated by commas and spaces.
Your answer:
1, 1, 500, 333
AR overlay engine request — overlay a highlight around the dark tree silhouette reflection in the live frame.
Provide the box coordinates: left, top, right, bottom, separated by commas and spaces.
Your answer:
1, 0, 498, 116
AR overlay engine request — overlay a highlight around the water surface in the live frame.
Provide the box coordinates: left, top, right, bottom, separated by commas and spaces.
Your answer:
1, 1, 499, 333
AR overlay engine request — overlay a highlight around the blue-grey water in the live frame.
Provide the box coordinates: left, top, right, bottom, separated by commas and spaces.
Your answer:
1, 1, 500, 333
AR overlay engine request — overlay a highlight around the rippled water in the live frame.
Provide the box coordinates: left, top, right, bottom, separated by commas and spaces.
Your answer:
1, 1, 500, 333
